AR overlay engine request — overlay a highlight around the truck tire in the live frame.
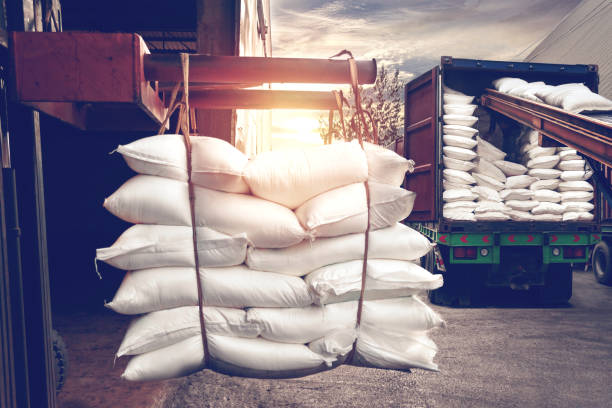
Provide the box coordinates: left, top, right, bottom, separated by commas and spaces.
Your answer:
592, 240, 611, 286
538, 263, 572, 305
52, 329, 68, 394
429, 264, 484, 307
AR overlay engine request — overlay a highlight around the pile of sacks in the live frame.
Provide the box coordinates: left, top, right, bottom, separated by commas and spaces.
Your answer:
96, 135, 445, 381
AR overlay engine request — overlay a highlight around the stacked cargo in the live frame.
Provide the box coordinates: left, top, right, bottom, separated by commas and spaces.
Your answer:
96, 135, 444, 380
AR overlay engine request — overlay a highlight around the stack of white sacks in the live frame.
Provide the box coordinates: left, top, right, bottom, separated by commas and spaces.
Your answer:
96, 135, 445, 381
442, 86, 595, 222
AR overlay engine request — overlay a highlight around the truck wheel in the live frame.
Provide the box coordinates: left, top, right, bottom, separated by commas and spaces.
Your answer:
52, 329, 68, 394
429, 264, 481, 307
538, 263, 572, 305
592, 241, 611, 286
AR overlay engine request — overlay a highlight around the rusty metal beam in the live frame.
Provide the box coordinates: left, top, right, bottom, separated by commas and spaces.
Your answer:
144, 54, 377, 85
481, 89, 612, 167
186, 89, 338, 110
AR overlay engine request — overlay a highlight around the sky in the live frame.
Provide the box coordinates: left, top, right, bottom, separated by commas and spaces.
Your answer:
268, 0, 582, 148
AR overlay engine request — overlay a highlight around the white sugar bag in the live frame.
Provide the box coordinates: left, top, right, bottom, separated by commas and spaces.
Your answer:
472, 173, 505, 191
244, 142, 368, 209
532, 214, 562, 222
561, 191, 594, 202
531, 203, 566, 215
500, 189, 533, 201
558, 181, 593, 192
248, 297, 444, 344
443, 188, 477, 202
471, 186, 501, 202
117, 306, 260, 357
443, 156, 476, 172
476, 158, 506, 182
564, 201, 594, 212
528, 168, 562, 180
494, 160, 527, 176
534, 189, 562, 203
563, 212, 594, 222
509, 210, 533, 221
529, 179, 560, 191
475, 200, 509, 214
443, 146, 477, 161
493, 77, 528, 93
520, 143, 538, 156
443, 125, 478, 138
246, 223, 433, 276
559, 150, 581, 161
443, 180, 472, 190
474, 212, 509, 221
115, 135, 250, 193
444, 201, 478, 210
443, 209, 476, 221
443, 104, 477, 116
106, 266, 313, 314
363, 142, 414, 186
443, 115, 478, 127
96, 225, 247, 270
443, 169, 476, 185
294, 182, 415, 238
539, 83, 612, 113
522, 129, 540, 145
506, 200, 539, 211
523, 147, 557, 160
443, 93, 474, 104
476, 137, 506, 161
306, 259, 443, 305
122, 335, 332, 381
561, 170, 592, 181
104, 175, 307, 248
506, 175, 538, 189
527, 155, 560, 169
558, 160, 587, 171
443, 134, 477, 149
508, 82, 548, 102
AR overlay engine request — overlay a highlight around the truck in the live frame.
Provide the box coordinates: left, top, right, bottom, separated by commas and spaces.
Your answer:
401, 56, 608, 306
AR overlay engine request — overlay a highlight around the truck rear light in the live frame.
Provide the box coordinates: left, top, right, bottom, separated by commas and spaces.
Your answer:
480, 248, 489, 257
552, 247, 561, 256
563, 246, 585, 258
454, 246, 477, 259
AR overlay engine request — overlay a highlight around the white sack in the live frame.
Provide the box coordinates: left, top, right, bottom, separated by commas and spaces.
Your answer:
96, 225, 247, 270
560, 191, 594, 202
243, 142, 368, 209
476, 158, 506, 182
562, 212, 594, 222
526, 155, 560, 169
443, 146, 477, 161
474, 201, 509, 214
505, 200, 539, 211
442, 156, 476, 172
523, 147, 557, 160
533, 189, 562, 203
522, 129, 540, 145
561, 170, 593, 181
500, 189, 533, 201
476, 137, 506, 161
443, 180, 471, 190
558, 181, 593, 192
471, 186, 501, 202
294, 182, 415, 238
493, 77, 528, 93
532, 214, 562, 222
529, 179, 560, 191
474, 212, 509, 221
117, 306, 260, 357
531, 203, 566, 215
558, 160, 587, 171
363, 142, 414, 186
443, 169, 476, 185
443, 209, 476, 221
508, 210, 533, 221
246, 223, 433, 276
442, 115, 478, 127
103, 175, 307, 248
442, 94, 474, 104
443, 201, 479, 210
442, 125, 478, 138
528, 168, 562, 180
114, 135, 250, 193
564, 201, 594, 212
443, 104, 477, 116
443, 188, 477, 202
106, 266, 313, 314
506, 175, 538, 189
559, 149, 581, 161
443, 134, 477, 149
472, 173, 505, 191
306, 259, 443, 305
493, 160, 527, 176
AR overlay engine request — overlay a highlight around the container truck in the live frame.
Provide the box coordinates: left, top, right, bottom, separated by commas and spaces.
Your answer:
402, 56, 605, 305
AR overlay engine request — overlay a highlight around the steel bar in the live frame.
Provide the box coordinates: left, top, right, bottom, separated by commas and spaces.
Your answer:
144, 54, 377, 84
187, 89, 339, 110
481, 89, 612, 167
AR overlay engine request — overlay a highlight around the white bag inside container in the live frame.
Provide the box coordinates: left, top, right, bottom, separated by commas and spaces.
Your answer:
526, 155, 560, 169
506, 175, 538, 189
442, 156, 476, 172
103, 175, 307, 249
561, 170, 593, 181
528, 168, 562, 180
246, 223, 434, 276
443, 201, 479, 210
493, 77, 528, 93
533, 189, 562, 203
509, 210, 533, 221
562, 212, 594, 222
471, 186, 502, 202
443, 188, 477, 202
442, 125, 478, 138
294, 182, 415, 238
558, 181, 593, 192
305, 259, 443, 305
106, 266, 314, 314
476, 158, 506, 182
474, 212, 509, 221
443, 209, 476, 221
559, 149, 581, 161
493, 160, 527, 176
443, 104, 477, 116
442, 94, 474, 104
443, 146, 477, 161
474, 201, 509, 213
96, 225, 247, 270
500, 189, 533, 201
564, 201, 594, 212
529, 179, 560, 191
443, 169, 476, 185
523, 146, 557, 161
531, 202, 566, 215
560, 191, 594, 202
472, 173, 505, 191
443, 180, 472, 190
505, 200, 539, 211
532, 213, 562, 222
476, 137, 506, 161
443, 135, 477, 149
243, 142, 368, 209
363, 142, 414, 186
442, 115, 478, 127
558, 160, 587, 171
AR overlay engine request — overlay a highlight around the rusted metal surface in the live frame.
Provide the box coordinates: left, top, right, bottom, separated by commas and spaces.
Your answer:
187, 89, 338, 110
10, 32, 166, 131
404, 67, 439, 221
481, 89, 612, 167
144, 54, 377, 85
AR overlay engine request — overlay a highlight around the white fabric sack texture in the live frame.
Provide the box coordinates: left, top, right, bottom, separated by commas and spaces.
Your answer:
561, 170, 593, 181
506, 175, 538, 189
507, 81, 548, 102
563, 212, 594, 222
558, 181, 593, 192
442, 125, 478, 138
523, 146, 557, 161
442, 156, 476, 172
558, 160, 587, 171
537, 82, 612, 113
526, 155, 560, 169
305, 259, 443, 305
246, 223, 433, 276
363, 142, 414, 186
471, 186, 502, 202
475, 201, 509, 214
561, 191, 594, 202
492, 77, 528, 93
474, 212, 510, 221
528, 168, 562, 180
443, 201, 479, 211
476, 137, 506, 161
500, 189, 533, 201
443, 209, 476, 221
294, 182, 416, 238
531, 202, 566, 215
443, 134, 477, 149
443, 180, 471, 190
559, 149, 581, 161
243, 142, 368, 209
476, 158, 506, 182
564, 201, 594, 212
443, 169, 476, 185
529, 179, 560, 191
96, 225, 248, 270
442, 115, 478, 127
472, 173, 505, 191
443, 104, 477, 116
103, 175, 307, 248
115, 135, 251, 194
533, 189, 562, 203
532, 213, 562, 222
443, 188, 478, 202
506, 200, 539, 211
442, 93, 474, 104
509, 210, 533, 221
493, 160, 527, 176
442, 146, 477, 161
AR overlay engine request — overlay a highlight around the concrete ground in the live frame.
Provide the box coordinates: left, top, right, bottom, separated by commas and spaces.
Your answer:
56, 269, 612, 408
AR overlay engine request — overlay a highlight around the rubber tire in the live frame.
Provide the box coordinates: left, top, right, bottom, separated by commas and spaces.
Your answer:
538, 263, 572, 305
592, 240, 612, 286
52, 329, 68, 394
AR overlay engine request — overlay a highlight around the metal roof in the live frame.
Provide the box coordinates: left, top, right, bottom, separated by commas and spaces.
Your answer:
525, 0, 612, 99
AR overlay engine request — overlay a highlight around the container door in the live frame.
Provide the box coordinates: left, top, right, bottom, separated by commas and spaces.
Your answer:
404, 66, 439, 221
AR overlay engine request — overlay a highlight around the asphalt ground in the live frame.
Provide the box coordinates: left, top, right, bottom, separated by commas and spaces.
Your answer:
159, 269, 612, 408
